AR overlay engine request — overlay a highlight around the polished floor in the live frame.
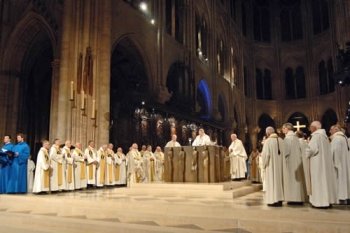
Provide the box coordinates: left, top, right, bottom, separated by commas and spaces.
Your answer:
0, 182, 349, 233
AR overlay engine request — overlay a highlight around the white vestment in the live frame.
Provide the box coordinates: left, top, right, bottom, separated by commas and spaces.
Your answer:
299, 138, 311, 195
33, 148, 51, 193
192, 134, 211, 146
49, 145, 66, 191
262, 133, 284, 204
165, 141, 181, 147
115, 152, 127, 185
85, 146, 97, 185
105, 149, 115, 186
229, 139, 247, 179
306, 129, 338, 207
96, 148, 106, 187
72, 148, 87, 189
27, 159, 35, 193
154, 151, 164, 182
331, 131, 350, 200
143, 151, 156, 183
62, 147, 75, 190
128, 149, 143, 184
283, 131, 306, 202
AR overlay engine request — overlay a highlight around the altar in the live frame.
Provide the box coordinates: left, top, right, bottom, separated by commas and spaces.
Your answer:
163, 146, 231, 183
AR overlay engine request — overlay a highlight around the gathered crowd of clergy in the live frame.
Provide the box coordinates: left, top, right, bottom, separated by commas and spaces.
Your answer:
247, 121, 350, 208
1, 122, 350, 209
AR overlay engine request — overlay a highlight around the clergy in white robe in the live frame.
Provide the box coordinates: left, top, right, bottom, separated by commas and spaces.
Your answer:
229, 134, 247, 180
62, 141, 75, 191
165, 134, 181, 147
49, 139, 66, 191
128, 143, 143, 183
143, 145, 156, 183
281, 123, 306, 203
105, 144, 115, 186
192, 128, 212, 146
249, 149, 261, 183
306, 121, 338, 208
115, 147, 127, 185
85, 140, 98, 186
154, 146, 165, 182
27, 156, 35, 193
96, 145, 107, 187
296, 131, 312, 196
261, 127, 284, 206
33, 140, 51, 193
330, 125, 350, 202
72, 142, 87, 189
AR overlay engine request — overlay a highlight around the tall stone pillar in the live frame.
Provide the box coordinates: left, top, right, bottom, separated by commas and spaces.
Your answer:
54, 0, 111, 147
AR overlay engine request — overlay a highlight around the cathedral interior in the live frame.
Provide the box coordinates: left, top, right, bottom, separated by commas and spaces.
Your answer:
0, 0, 350, 159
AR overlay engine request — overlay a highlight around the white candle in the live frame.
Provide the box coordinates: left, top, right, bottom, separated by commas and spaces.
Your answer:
91, 99, 96, 119
81, 91, 85, 110
70, 81, 74, 100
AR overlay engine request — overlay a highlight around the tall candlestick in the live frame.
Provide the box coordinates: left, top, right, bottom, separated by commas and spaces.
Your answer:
91, 99, 96, 119
81, 91, 85, 110
70, 81, 74, 100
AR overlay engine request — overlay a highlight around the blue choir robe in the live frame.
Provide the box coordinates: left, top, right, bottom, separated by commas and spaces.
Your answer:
7, 142, 30, 193
0, 143, 14, 193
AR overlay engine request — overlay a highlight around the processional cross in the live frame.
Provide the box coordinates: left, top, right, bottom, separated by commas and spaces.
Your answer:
293, 121, 306, 131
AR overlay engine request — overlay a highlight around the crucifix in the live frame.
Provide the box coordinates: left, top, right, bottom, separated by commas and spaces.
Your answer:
293, 121, 306, 131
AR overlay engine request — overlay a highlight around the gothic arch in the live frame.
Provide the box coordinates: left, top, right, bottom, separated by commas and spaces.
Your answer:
257, 113, 275, 140
111, 35, 154, 90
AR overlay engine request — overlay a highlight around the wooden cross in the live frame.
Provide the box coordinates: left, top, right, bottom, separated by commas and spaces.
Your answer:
293, 121, 306, 131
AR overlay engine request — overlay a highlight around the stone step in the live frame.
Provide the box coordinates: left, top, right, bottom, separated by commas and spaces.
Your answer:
232, 184, 263, 199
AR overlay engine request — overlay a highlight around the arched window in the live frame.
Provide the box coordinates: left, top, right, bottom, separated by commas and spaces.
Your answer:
321, 109, 338, 134
256, 68, 272, 100
295, 66, 306, 98
253, 0, 271, 42
280, 0, 303, 42
312, 0, 329, 35
285, 67, 294, 99
319, 58, 334, 95
195, 15, 208, 60
165, 0, 184, 43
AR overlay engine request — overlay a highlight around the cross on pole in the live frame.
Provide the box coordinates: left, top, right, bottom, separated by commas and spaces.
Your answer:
293, 121, 306, 131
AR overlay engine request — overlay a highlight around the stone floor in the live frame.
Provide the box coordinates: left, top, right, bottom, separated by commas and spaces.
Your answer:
0, 182, 349, 233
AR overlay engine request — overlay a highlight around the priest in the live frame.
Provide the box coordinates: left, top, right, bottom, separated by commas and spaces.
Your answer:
50, 139, 65, 191
306, 121, 338, 208
33, 140, 51, 193
154, 146, 165, 182
192, 128, 211, 146
85, 140, 98, 187
105, 143, 115, 186
1, 135, 13, 193
62, 141, 74, 191
72, 142, 87, 190
96, 145, 107, 187
281, 123, 306, 204
7, 133, 30, 193
165, 134, 181, 147
229, 134, 247, 180
330, 124, 350, 204
261, 127, 284, 207
115, 147, 127, 185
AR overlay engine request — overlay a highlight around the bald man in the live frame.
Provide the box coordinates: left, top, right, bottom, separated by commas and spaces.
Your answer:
306, 121, 337, 208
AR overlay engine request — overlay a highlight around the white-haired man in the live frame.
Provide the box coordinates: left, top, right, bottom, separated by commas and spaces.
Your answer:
306, 121, 337, 208
282, 123, 306, 204
165, 134, 181, 147
229, 134, 247, 180
261, 126, 284, 207
330, 124, 350, 204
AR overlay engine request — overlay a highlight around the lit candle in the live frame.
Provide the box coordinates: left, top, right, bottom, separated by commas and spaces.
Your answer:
81, 90, 85, 110
70, 81, 74, 100
91, 99, 96, 119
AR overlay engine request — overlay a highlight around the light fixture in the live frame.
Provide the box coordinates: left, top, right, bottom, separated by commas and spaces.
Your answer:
139, 2, 148, 12
150, 18, 155, 25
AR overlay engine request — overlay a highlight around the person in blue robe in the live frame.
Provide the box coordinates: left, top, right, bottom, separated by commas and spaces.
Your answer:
0, 136, 14, 194
7, 133, 30, 193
